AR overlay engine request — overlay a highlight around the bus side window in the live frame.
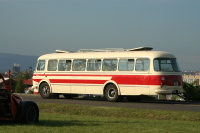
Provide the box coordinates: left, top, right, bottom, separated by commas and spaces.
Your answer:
37, 60, 46, 71
102, 59, 118, 71
118, 59, 134, 71
135, 58, 150, 71
87, 59, 101, 71
58, 60, 71, 71
72, 59, 86, 71
65, 60, 72, 71
48, 60, 58, 71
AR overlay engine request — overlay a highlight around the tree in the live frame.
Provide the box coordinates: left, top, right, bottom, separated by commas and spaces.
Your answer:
183, 81, 200, 102
23, 71, 30, 79
15, 72, 26, 93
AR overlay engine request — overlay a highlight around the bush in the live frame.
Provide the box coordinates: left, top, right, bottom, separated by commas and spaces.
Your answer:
183, 82, 200, 102
27, 90, 34, 94
15, 72, 26, 93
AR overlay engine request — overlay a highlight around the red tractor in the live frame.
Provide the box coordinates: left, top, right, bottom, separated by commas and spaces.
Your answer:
0, 71, 39, 123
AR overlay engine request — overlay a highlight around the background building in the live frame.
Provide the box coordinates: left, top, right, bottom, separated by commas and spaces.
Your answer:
182, 71, 200, 85
13, 63, 20, 74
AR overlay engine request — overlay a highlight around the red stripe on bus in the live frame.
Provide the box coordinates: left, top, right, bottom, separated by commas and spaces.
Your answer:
33, 74, 113, 77
49, 79, 107, 84
33, 75, 182, 86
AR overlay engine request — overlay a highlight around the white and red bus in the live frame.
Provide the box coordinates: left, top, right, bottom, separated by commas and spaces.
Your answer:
32, 47, 183, 102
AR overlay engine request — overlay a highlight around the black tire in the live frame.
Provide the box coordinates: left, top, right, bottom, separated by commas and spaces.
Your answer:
22, 104, 39, 124
105, 84, 123, 102
39, 83, 51, 99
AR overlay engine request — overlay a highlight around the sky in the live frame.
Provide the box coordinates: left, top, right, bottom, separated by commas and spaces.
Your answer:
0, 0, 199, 71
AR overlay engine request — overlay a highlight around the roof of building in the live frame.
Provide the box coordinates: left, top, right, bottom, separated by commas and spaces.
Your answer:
23, 79, 33, 85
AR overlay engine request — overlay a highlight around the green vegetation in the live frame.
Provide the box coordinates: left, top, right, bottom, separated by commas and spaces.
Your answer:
14, 71, 31, 93
14, 72, 26, 93
183, 81, 200, 101
0, 103, 200, 133
23, 71, 30, 79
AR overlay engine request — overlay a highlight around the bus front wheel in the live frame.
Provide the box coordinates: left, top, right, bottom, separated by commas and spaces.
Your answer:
105, 84, 123, 102
40, 83, 51, 99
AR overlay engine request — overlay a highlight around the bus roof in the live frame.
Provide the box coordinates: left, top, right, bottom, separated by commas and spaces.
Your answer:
38, 49, 176, 60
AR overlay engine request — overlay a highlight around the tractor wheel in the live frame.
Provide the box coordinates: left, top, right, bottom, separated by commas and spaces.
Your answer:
22, 104, 39, 124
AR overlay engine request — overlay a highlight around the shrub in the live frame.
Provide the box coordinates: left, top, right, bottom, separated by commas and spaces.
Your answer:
183, 82, 200, 102
15, 72, 26, 93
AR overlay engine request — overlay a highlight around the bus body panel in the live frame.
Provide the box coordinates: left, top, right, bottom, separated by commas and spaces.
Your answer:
33, 73, 183, 95
32, 50, 183, 98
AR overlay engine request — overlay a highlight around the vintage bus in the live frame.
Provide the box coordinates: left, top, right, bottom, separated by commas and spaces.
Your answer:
32, 47, 183, 102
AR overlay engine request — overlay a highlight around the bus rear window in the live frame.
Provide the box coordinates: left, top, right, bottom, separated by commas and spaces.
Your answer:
154, 58, 181, 72
36, 60, 46, 71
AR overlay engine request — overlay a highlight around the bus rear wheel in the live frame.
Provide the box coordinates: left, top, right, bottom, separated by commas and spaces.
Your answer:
105, 84, 123, 102
40, 83, 51, 99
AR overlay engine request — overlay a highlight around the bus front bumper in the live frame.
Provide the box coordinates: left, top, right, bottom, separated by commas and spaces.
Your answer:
155, 86, 184, 94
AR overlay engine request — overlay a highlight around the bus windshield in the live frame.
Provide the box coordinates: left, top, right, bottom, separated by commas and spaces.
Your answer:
154, 58, 181, 72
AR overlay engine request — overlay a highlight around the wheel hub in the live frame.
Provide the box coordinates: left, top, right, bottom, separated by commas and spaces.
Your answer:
42, 86, 49, 95
108, 88, 115, 98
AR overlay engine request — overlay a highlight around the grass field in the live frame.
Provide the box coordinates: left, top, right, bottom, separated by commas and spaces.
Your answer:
0, 103, 200, 133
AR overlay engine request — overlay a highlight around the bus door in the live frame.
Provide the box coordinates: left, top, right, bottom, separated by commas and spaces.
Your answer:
134, 58, 150, 95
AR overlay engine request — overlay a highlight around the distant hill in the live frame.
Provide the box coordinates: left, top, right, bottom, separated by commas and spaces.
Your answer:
0, 53, 38, 73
